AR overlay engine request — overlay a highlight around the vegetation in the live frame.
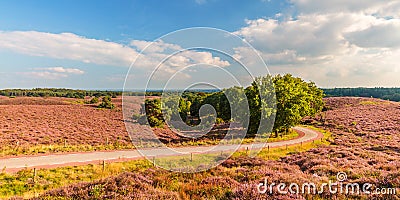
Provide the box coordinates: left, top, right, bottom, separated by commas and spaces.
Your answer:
323, 87, 400, 102
0, 126, 330, 199
272, 74, 324, 134
0, 159, 153, 199
89, 97, 99, 104
0, 143, 135, 157
0, 88, 122, 99
11, 97, 400, 200
137, 74, 325, 138
98, 96, 115, 109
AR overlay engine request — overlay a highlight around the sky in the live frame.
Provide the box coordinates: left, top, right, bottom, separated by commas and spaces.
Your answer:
0, 0, 399, 89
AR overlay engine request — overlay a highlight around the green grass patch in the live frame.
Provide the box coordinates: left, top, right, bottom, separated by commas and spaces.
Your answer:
167, 129, 299, 147
0, 144, 136, 158
252, 125, 331, 160
0, 159, 152, 199
359, 100, 381, 105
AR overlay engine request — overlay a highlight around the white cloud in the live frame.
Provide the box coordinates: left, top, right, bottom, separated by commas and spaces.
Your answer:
233, 1, 400, 87
0, 31, 230, 81
130, 39, 181, 53
26, 71, 68, 80
22, 67, 85, 80
290, 0, 400, 17
0, 31, 137, 67
38, 67, 85, 75
344, 20, 400, 48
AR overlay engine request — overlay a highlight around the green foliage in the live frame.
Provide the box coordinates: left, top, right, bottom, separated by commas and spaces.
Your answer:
0, 159, 152, 199
89, 97, 99, 104
0, 88, 122, 99
201, 91, 231, 121
98, 96, 115, 109
148, 116, 164, 128
215, 117, 225, 124
137, 98, 165, 127
138, 74, 324, 136
323, 87, 400, 102
245, 75, 276, 135
272, 74, 324, 133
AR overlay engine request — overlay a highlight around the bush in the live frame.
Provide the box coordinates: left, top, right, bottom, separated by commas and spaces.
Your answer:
137, 115, 164, 127
215, 117, 225, 124
148, 116, 164, 127
98, 96, 115, 109
89, 97, 99, 104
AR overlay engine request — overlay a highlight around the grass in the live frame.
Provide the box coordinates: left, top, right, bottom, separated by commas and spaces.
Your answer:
0, 160, 153, 199
0, 143, 136, 157
239, 125, 331, 160
359, 100, 382, 105
154, 151, 231, 173
0, 125, 331, 199
0, 130, 299, 157
165, 129, 299, 147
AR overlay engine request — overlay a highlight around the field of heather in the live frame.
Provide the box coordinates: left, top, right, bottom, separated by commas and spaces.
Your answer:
0, 97, 133, 154
34, 97, 400, 199
0, 96, 297, 157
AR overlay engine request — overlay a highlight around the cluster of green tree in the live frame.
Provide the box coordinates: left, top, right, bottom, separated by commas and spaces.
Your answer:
135, 74, 325, 136
323, 87, 400, 102
124, 90, 218, 97
123, 91, 163, 96
0, 88, 122, 99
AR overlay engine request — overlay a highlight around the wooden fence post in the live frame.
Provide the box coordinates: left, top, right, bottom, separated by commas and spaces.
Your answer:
33, 168, 37, 183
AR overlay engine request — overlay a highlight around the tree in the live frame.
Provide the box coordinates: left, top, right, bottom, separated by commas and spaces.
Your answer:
139, 98, 165, 127
272, 74, 324, 135
245, 75, 276, 136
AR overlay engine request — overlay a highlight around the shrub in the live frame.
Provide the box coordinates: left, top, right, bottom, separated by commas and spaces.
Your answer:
148, 116, 164, 128
89, 97, 99, 104
98, 96, 115, 109
215, 117, 225, 124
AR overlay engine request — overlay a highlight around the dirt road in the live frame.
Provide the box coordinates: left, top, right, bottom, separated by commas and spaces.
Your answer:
0, 126, 323, 172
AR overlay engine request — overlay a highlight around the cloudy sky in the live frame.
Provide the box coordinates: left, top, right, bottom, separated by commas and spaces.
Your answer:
0, 0, 399, 89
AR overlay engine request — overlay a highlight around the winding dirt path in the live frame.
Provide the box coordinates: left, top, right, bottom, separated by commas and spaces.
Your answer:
0, 126, 323, 172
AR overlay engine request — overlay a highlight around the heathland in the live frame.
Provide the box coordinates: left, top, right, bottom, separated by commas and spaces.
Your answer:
0, 77, 399, 199
3, 97, 396, 199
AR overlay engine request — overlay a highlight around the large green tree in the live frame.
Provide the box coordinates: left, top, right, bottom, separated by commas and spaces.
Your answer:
272, 74, 324, 135
245, 75, 276, 136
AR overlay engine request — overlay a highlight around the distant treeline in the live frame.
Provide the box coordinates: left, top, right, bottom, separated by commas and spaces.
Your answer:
0, 88, 218, 99
323, 88, 400, 102
0, 88, 122, 99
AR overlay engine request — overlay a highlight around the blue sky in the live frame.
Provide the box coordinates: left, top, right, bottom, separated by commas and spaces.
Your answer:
0, 0, 288, 40
0, 0, 399, 89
